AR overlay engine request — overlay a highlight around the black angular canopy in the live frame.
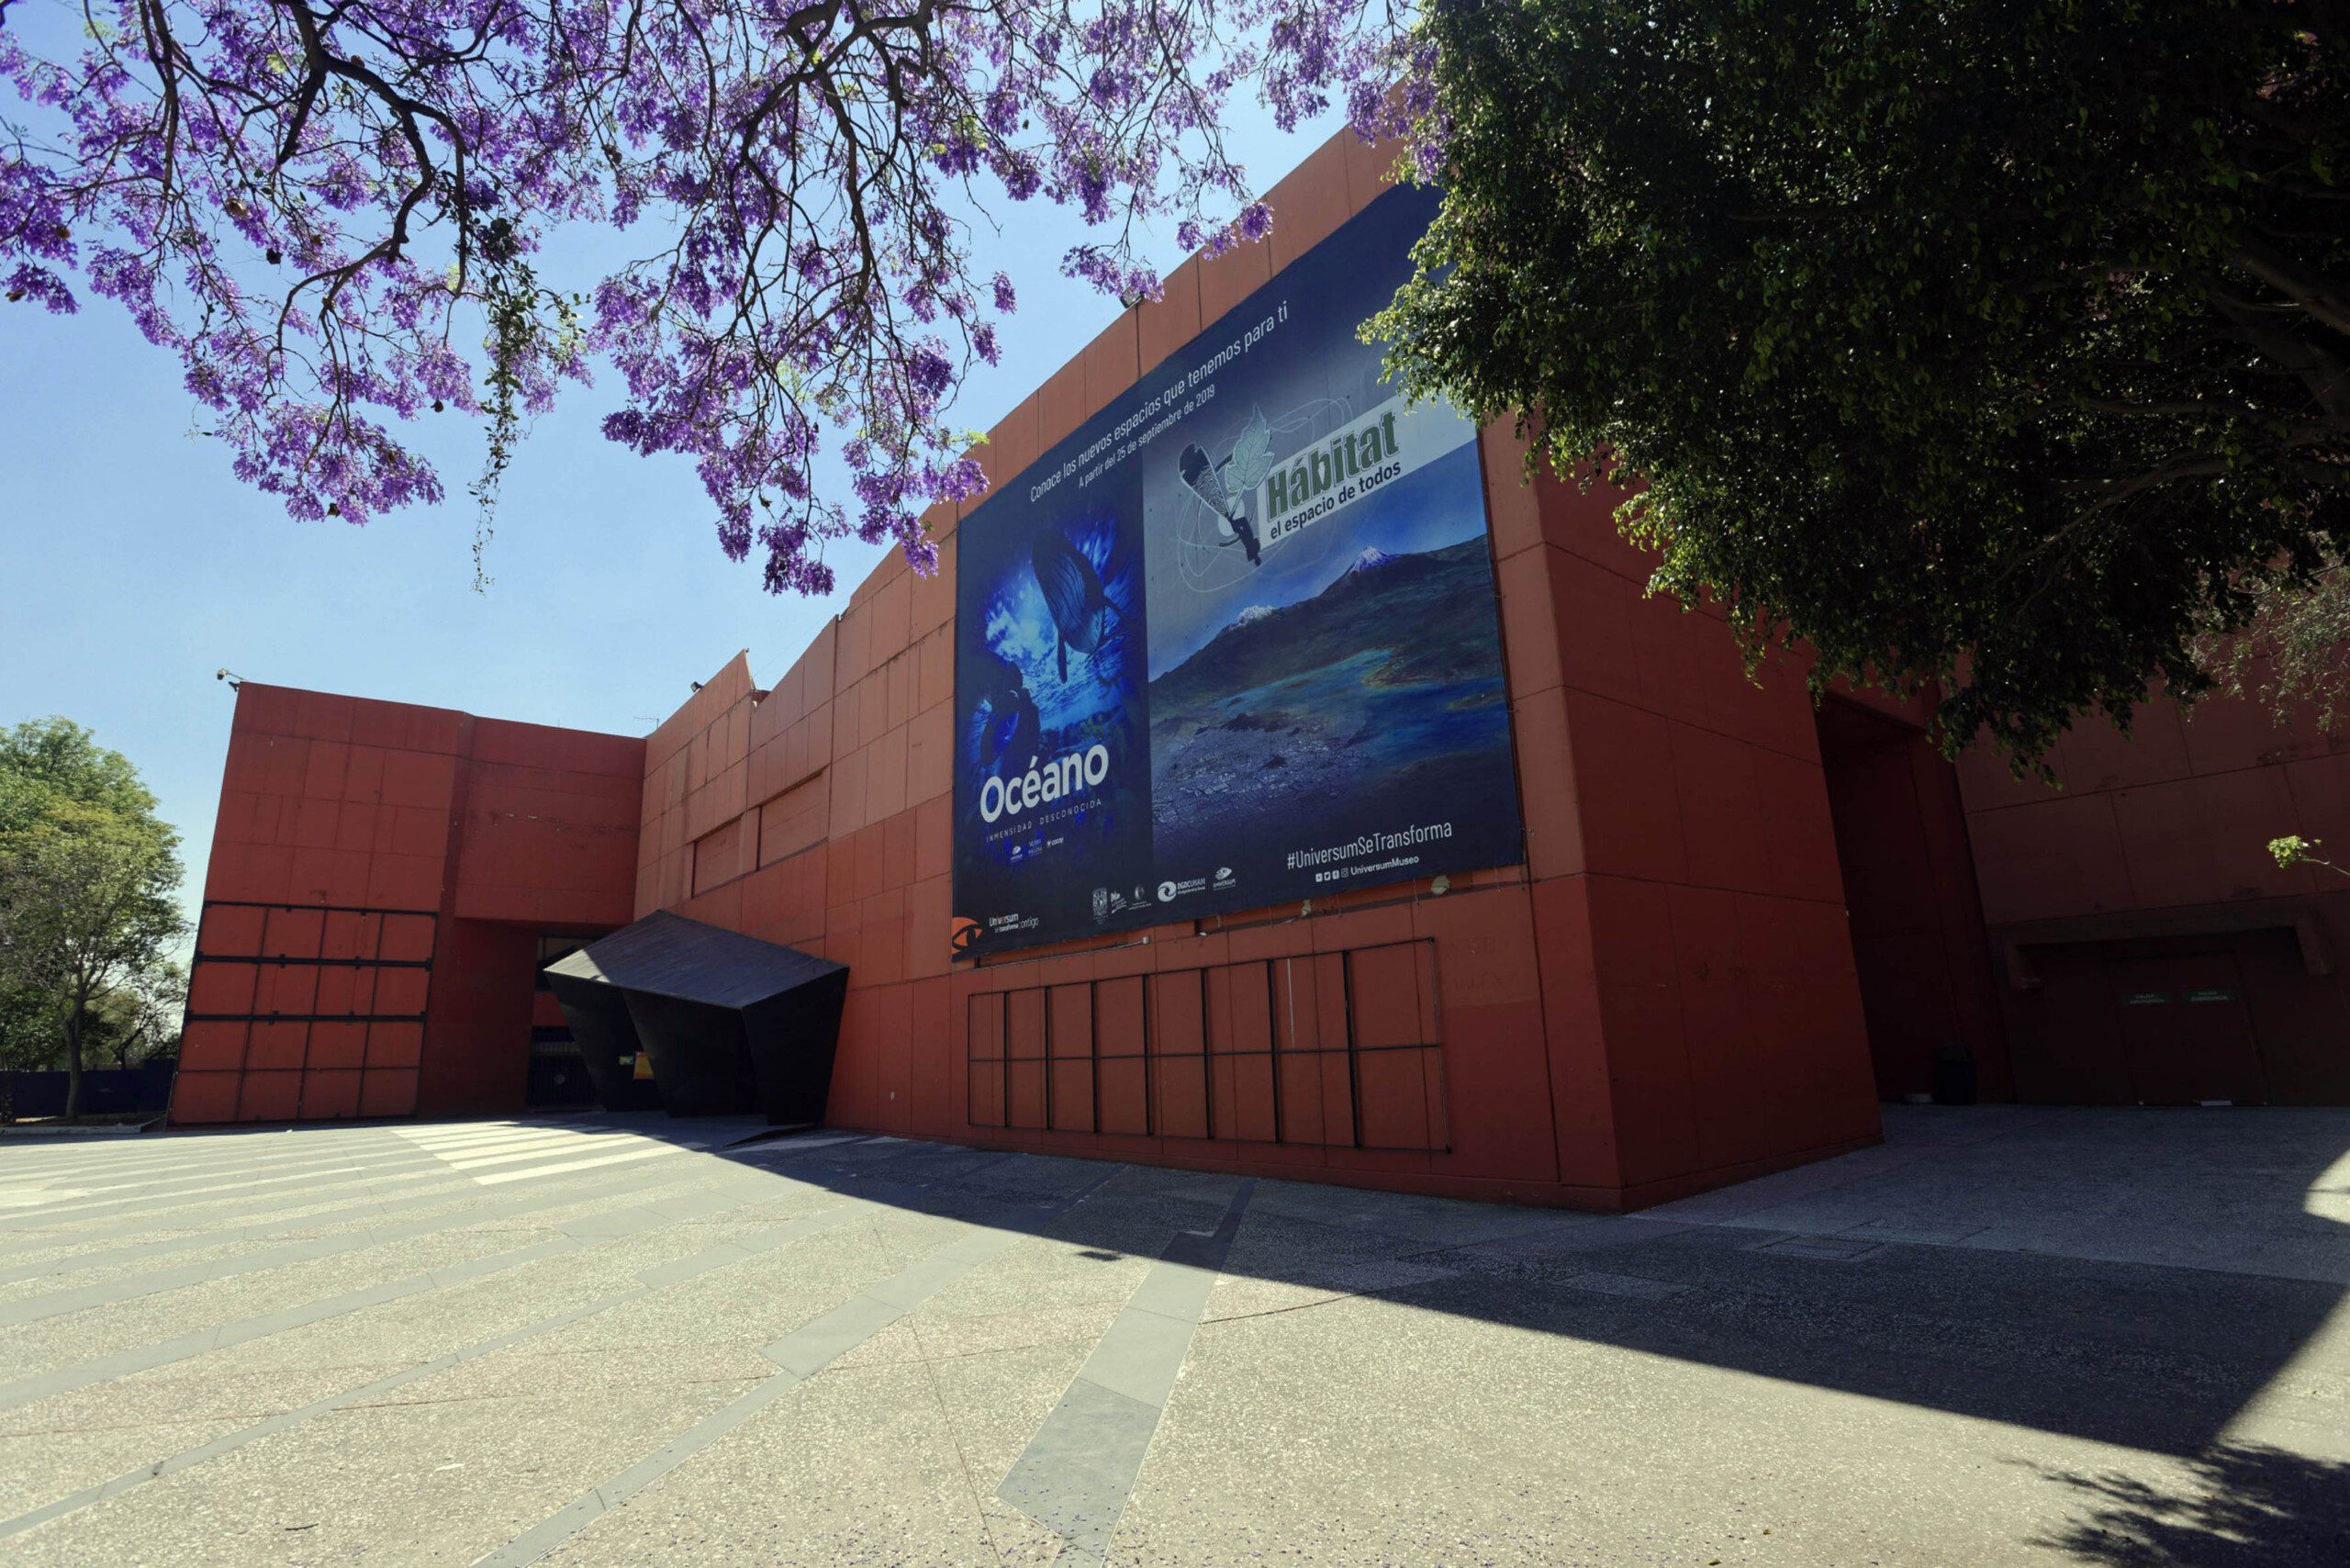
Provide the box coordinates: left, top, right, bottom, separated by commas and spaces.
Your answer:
543, 911, 849, 1126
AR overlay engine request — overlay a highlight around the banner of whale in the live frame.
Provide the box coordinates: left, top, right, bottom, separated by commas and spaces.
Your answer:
949, 185, 1525, 958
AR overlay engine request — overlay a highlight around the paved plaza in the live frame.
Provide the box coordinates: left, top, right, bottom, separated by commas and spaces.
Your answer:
0, 1106, 2345, 1565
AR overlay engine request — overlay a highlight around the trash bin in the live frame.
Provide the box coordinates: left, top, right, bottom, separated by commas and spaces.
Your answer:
1932, 1042, 1977, 1105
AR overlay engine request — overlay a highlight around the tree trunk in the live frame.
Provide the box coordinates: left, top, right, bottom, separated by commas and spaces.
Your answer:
63, 994, 84, 1124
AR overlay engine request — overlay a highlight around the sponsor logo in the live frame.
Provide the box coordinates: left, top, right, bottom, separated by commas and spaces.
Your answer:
1091, 887, 1111, 924
1158, 879, 1178, 903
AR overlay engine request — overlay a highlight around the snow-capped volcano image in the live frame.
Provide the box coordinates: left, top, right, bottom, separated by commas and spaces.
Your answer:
1146, 439, 1520, 881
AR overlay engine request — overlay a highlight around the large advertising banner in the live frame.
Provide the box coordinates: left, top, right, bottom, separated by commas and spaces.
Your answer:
951, 185, 1523, 958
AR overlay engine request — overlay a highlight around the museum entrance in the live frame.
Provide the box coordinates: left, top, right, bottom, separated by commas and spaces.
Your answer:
2007, 927, 2350, 1105
1814, 698, 2009, 1103
524, 935, 599, 1109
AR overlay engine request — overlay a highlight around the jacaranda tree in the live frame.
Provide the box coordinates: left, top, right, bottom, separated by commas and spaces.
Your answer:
1, 0, 1427, 592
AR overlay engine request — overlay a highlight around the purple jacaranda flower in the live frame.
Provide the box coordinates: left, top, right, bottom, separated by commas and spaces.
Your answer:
1, 0, 1438, 593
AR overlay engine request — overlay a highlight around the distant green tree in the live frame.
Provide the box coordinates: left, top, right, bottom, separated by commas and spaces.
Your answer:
84, 960, 187, 1070
1377, 0, 2349, 765
0, 941, 182, 1090
0, 720, 188, 1118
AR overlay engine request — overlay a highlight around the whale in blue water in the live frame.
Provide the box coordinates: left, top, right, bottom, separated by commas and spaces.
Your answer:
1029, 528, 1122, 684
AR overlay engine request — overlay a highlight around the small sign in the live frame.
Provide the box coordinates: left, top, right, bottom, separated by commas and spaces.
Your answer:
2121, 992, 2171, 1006
2186, 989, 2236, 1003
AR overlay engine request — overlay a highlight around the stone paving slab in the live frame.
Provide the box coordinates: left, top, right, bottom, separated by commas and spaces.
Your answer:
0, 1106, 2344, 1564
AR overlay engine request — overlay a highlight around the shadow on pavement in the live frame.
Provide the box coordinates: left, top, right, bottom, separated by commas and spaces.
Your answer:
2026, 1441, 2350, 1565
127, 1105, 2344, 1480
678, 1110, 2350, 1467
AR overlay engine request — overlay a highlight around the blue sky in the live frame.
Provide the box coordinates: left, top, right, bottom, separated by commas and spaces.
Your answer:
0, 17, 1344, 937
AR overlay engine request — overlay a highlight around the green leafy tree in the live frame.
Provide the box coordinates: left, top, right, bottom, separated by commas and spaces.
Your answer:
0, 716, 153, 829
1377, 0, 2349, 764
0, 978, 57, 1074
84, 960, 187, 1070
0, 721, 188, 1118
2195, 568, 2350, 729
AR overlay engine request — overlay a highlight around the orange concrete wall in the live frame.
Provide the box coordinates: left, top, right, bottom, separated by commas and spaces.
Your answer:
1488, 459, 1884, 1201
173, 685, 643, 1125
636, 129, 1884, 1208
1955, 696, 2347, 927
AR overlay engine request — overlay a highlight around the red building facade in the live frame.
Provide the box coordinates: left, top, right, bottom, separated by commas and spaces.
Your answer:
174, 687, 641, 1125
173, 127, 2350, 1204
581, 130, 1910, 1211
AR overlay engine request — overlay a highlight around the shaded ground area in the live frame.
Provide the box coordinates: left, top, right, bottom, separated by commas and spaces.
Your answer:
0, 1105, 2344, 1564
